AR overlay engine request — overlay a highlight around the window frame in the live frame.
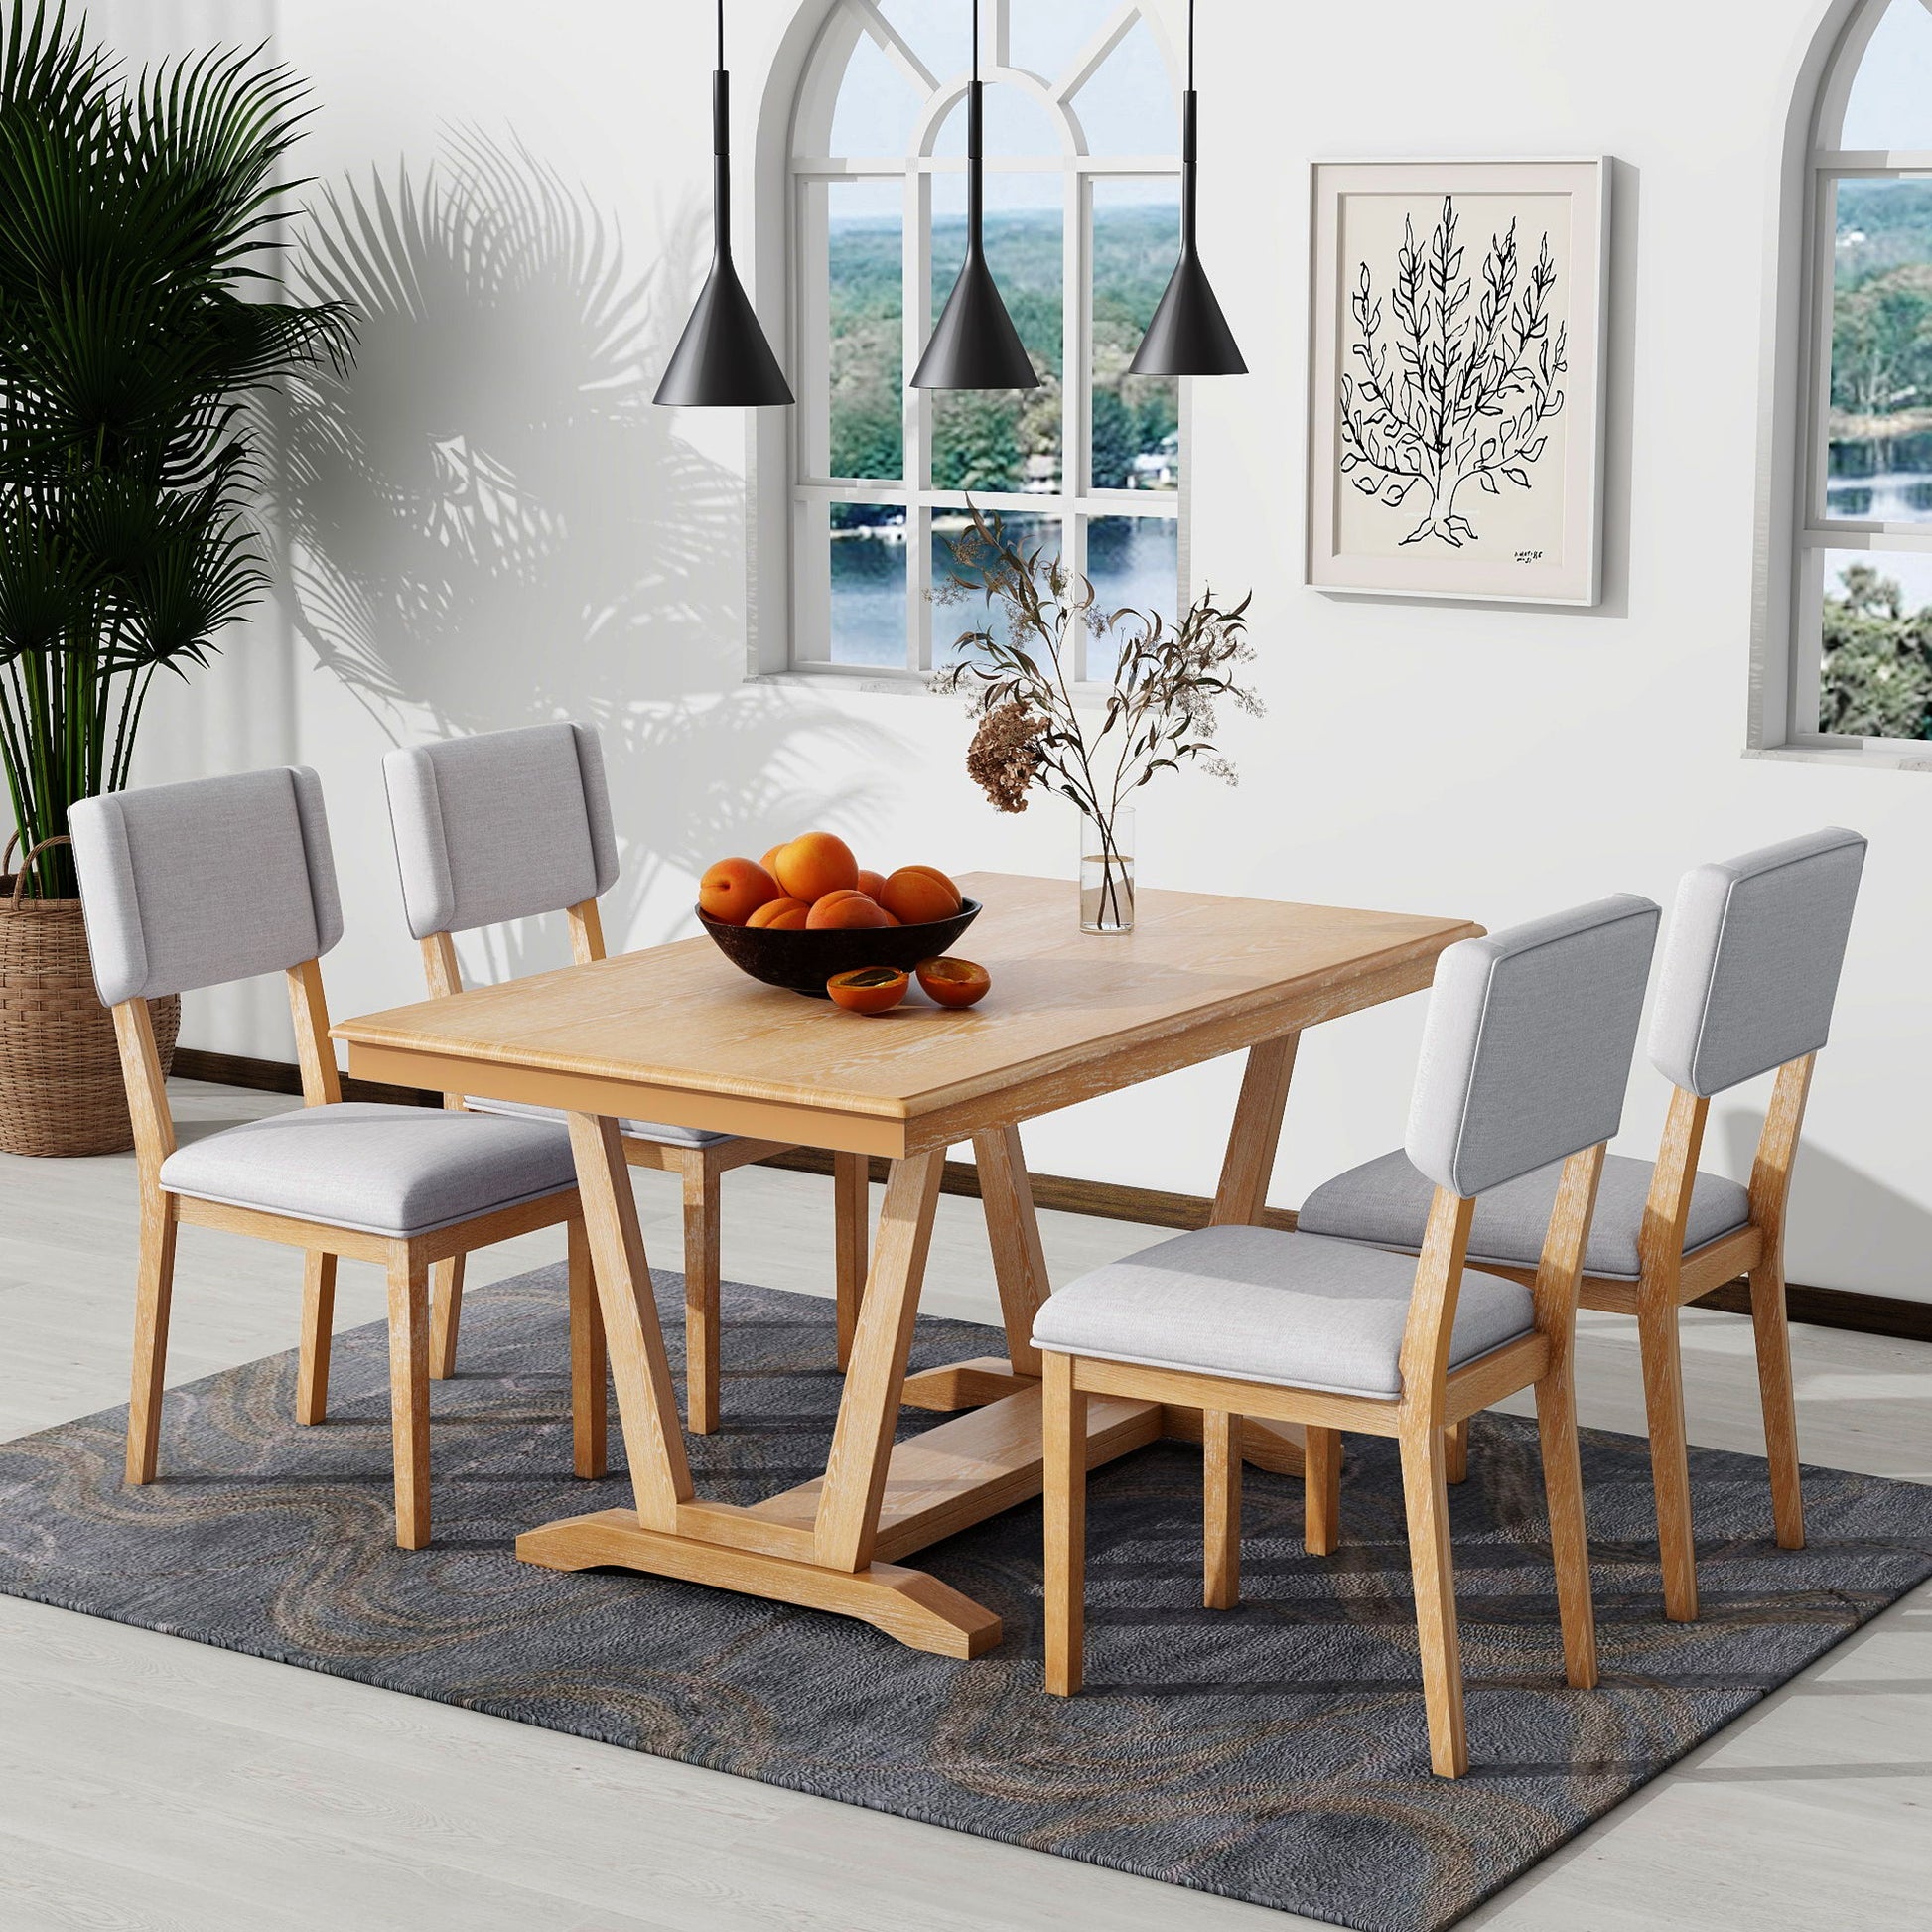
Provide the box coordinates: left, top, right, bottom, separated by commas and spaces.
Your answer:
784, 0, 1186, 682
1762, 0, 1932, 766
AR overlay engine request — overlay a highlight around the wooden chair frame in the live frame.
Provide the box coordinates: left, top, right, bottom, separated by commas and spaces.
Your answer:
418, 897, 872, 1434
1042, 1142, 1608, 1779
1448, 1052, 1816, 1622
113, 957, 604, 1551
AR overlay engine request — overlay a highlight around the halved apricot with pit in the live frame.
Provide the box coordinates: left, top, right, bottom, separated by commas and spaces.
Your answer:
827, 966, 909, 1014
916, 956, 990, 1008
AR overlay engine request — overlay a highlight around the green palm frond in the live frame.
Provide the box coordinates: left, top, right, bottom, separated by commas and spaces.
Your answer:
0, 0, 354, 893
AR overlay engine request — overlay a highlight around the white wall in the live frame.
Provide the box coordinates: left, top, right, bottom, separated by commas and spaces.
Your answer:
103, 0, 1932, 1302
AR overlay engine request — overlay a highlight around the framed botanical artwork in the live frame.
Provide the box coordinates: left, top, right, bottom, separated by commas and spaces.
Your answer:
1307, 158, 1610, 606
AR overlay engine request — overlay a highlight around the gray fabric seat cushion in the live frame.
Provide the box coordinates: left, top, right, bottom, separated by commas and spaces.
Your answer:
1031, 1225, 1536, 1399
1300, 1149, 1752, 1282
159, 1103, 578, 1237
462, 1095, 730, 1151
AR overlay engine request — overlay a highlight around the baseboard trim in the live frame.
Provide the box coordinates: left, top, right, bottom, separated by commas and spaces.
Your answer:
173, 1047, 1932, 1347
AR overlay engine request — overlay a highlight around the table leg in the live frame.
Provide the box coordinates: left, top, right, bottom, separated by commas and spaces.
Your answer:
1210, 1032, 1299, 1226
973, 1125, 1048, 1378
517, 1130, 1164, 1657
814, 1151, 945, 1570
560, 1112, 691, 1528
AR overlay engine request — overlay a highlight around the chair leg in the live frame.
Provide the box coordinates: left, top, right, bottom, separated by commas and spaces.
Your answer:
1203, 1410, 1242, 1609
386, 1248, 432, 1551
125, 1196, 179, 1486
1304, 1425, 1341, 1556
429, 1255, 465, 1381
1042, 1350, 1086, 1696
1636, 1293, 1699, 1622
1748, 1258, 1805, 1551
1445, 1417, 1470, 1483
296, 1251, 338, 1425
1533, 1364, 1599, 1689
682, 1164, 723, 1435
1398, 1419, 1468, 1778
568, 1216, 608, 1480
833, 1151, 869, 1373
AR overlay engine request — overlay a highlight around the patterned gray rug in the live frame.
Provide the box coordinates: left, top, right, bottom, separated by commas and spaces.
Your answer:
0, 1265, 1928, 1932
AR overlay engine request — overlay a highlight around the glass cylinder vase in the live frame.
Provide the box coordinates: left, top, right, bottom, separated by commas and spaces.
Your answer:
1078, 806, 1136, 935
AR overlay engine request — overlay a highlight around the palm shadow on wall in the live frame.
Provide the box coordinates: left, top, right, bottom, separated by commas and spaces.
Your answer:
275, 129, 896, 975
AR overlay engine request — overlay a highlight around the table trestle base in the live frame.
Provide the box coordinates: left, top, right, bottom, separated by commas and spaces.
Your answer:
901, 1354, 1308, 1477
515, 1509, 1003, 1658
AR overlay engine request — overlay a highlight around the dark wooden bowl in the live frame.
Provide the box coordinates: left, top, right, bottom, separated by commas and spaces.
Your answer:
697, 897, 982, 997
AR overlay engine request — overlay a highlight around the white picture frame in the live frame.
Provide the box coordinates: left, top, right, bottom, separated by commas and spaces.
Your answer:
1307, 158, 1610, 607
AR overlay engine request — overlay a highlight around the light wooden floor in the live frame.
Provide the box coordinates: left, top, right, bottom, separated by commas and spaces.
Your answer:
0, 1079, 1926, 1931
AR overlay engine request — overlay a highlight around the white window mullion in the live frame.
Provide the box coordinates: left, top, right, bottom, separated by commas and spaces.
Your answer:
906, 165, 933, 673
796, 179, 832, 483
1064, 165, 1093, 679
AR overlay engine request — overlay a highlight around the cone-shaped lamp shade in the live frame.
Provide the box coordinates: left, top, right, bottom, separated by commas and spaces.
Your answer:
913, 239, 1038, 390
1129, 244, 1246, 377
1128, 85, 1246, 377
911, 79, 1038, 391
656, 250, 794, 406
654, 69, 793, 407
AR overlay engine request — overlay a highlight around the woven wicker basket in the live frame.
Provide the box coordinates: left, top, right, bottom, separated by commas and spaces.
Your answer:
0, 834, 180, 1157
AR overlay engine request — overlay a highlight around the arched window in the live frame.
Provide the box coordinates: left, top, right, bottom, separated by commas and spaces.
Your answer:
787, 0, 1182, 677
1792, 0, 1932, 747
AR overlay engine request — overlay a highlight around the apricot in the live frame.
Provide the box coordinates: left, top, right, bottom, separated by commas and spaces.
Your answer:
699, 858, 780, 926
880, 865, 962, 926
775, 831, 859, 904
827, 965, 908, 1015
760, 842, 790, 879
916, 956, 991, 1008
747, 896, 810, 930
807, 891, 889, 930
856, 868, 889, 902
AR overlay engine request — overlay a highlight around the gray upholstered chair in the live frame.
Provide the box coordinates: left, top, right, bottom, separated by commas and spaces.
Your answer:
69, 767, 605, 1552
382, 722, 871, 1435
1301, 829, 1866, 1623
1035, 896, 1660, 1778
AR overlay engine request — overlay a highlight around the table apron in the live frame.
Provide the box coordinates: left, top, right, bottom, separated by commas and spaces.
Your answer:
343, 950, 1435, 1161
343, 1045, 912, 1157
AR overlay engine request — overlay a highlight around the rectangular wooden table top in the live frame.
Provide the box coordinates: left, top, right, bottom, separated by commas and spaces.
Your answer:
334, 873, 1478, 1157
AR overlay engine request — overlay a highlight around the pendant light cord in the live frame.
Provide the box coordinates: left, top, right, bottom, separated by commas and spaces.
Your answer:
1188, 0, 1194, 90
718, 0, 725, 70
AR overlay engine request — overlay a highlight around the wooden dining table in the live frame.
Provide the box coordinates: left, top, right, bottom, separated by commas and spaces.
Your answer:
333, 873, 1477, 1658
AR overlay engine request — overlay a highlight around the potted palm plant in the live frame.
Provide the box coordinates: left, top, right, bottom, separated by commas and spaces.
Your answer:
0, 2, 351, 1154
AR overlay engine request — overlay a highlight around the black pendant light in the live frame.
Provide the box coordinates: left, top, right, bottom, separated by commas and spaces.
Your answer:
655, 0, 793, 407
911, 0, 1038, 391
1128, 0, 1245, 377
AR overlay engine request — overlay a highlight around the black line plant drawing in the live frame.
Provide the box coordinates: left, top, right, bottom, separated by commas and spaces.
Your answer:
1338, 196, 1566, 548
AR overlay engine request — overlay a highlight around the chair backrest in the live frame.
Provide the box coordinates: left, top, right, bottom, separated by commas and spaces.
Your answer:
1647, 828, 1865, 1099
69, 767, 343, 1007
1406, 895, 1661, 1200
383, 722, 619, 939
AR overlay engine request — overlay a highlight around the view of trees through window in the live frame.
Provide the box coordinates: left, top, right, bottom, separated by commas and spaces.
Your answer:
1812, 0, 1932, 739
793, 1, 1182, 673
827, 203, 1178, 505
1823, 179, 1932, 738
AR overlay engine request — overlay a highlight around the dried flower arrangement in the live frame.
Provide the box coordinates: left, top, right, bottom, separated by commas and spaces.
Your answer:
932, 505, 1258, 929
